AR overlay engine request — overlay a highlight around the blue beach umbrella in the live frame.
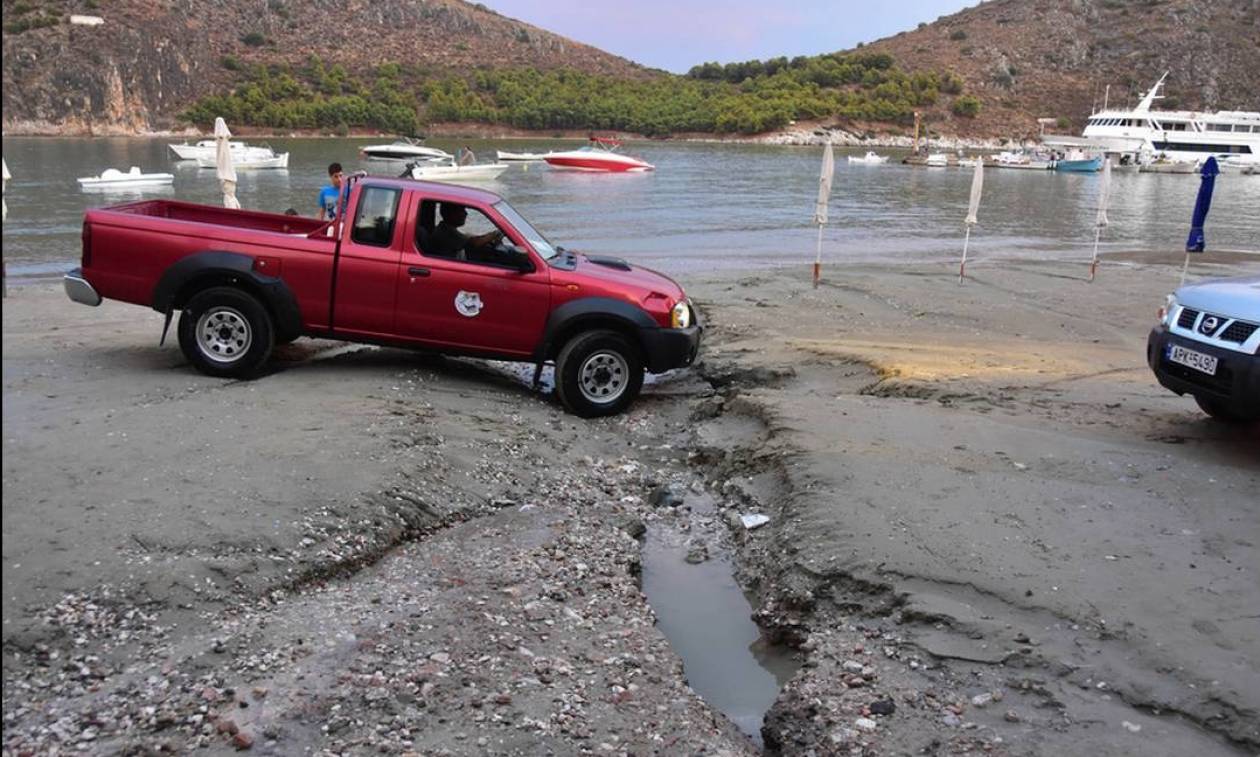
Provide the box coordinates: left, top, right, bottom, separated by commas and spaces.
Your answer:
1185, 156, 1219, 253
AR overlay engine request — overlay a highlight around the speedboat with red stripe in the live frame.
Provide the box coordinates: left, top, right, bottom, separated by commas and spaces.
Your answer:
543, 138, 655, 173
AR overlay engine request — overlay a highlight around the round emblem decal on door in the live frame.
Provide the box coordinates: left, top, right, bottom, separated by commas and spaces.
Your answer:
455, 290, 483, 317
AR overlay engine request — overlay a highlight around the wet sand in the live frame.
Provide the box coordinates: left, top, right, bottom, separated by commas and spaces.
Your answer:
687, 254, 1258, 754
3, 252, 1258, 754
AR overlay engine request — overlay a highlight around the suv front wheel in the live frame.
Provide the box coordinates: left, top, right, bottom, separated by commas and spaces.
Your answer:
1195, 395, 1260, 424
555, 330, 645, 417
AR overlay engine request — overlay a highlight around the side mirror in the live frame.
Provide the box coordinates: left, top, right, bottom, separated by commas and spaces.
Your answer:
506, 245, 535, 273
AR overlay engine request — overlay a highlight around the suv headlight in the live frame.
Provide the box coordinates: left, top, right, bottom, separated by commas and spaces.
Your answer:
1158, 294, 1178, 326
671, 301, 691, 329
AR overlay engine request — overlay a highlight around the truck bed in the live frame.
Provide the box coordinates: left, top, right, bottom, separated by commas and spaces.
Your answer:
105, 200, 327, 237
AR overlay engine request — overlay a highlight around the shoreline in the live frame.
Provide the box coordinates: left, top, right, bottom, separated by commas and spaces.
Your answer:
0, 121, 1031, 152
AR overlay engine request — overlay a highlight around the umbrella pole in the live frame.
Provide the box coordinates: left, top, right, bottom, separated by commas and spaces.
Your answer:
1088, 226, 1102, 282
812, 223, 823, 289
1179, 252, 1191, 287
958, 224, 972, 284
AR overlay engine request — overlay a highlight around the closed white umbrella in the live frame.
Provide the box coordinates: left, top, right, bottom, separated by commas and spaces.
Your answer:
812, 141, 834, 288
958, 158, 984, 283
1088, 157, 1112, 281
214, 117, 240, 210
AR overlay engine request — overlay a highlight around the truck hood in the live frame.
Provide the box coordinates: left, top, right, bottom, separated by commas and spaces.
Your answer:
1176, 275, 1260, 321
561, 254, 685, 302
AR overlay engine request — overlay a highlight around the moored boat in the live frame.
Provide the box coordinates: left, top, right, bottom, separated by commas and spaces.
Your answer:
196, 152, 289, 170
1054, 155, 1104, 172
847, 151, 889, 165
496, 149, 560, 162
169, 140, 274, 161
992, 150, 1053, 170
408, 160, 510, 183
544, 138, 654, 172
1139, 159, 1200, 174
360, 139, 451, 162
78, 166, 174, 188
924, 153, 950, 167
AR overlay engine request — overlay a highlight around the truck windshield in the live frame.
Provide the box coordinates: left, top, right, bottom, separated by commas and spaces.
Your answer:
494, 201, 558, 260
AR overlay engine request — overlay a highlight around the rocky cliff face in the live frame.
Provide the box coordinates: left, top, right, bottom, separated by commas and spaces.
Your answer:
1, 0, 649, 135
861, 0, 1260, 138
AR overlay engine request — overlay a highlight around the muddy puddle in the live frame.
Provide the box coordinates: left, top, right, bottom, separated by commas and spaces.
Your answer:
640, 494, 799, 746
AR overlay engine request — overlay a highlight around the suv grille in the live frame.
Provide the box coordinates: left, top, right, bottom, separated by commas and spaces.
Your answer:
1177, 308, 1200, 329
1220, 320, 1259, 344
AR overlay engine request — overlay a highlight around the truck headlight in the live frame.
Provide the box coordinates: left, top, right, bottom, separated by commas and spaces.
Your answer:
1158, 294, 1178, 326
671, 301, 691, 329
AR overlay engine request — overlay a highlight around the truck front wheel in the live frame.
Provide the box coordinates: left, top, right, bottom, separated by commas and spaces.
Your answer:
555, 330, 644, 417
178, 287, 275, 378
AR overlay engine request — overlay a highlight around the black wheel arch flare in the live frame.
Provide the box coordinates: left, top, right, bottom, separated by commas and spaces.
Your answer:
151, 251, 303, 343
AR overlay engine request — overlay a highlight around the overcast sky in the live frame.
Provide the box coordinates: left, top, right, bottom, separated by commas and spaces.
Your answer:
483, 1, 979, 73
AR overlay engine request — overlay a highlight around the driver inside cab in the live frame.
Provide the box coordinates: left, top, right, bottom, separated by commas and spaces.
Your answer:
428, 203, 504, 261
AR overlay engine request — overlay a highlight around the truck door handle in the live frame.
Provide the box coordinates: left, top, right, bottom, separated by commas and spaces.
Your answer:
407, 266, 430, 277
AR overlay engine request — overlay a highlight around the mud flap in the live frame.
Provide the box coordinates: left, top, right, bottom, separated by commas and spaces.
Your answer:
158, 307, 175, 347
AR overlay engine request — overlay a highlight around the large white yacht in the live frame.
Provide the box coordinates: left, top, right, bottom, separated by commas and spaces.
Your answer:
1079, 74, 1258, 162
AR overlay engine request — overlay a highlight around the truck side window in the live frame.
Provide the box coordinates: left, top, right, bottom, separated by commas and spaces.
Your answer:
351, 187, 401, 247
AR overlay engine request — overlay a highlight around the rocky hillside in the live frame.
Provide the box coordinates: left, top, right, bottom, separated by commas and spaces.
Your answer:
860, 0, 1260, 138
1, 0, 651, 135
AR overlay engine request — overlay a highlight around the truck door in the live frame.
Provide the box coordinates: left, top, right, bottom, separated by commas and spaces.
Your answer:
331, 185, 406, 337
393, 199, 550, 357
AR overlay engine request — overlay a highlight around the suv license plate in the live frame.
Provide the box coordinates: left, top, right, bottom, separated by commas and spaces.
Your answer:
1168, 344, 1218, 376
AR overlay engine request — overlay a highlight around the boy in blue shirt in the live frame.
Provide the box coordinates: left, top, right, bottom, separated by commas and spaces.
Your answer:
317, 163, 346, 221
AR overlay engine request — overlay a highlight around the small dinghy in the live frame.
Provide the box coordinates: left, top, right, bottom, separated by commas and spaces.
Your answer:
78, 166, 174, 189
847, 151, 889, 164
495, 149, 560, 162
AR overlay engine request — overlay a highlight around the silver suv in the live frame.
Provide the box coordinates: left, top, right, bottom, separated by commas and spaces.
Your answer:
1147, 275, 1260, 422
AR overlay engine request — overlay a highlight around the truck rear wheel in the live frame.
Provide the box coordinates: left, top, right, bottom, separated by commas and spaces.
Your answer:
178, 287, 275, 378
555, 330, 644, 418
1194, 395, 1260, 423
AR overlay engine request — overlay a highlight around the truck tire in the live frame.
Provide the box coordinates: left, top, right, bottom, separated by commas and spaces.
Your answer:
1194, 395, 1260, 423
555, 330, 644, 418
178, 287, 275, 378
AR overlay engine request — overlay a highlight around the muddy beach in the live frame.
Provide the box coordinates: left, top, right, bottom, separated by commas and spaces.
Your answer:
3, 254, 1258, 755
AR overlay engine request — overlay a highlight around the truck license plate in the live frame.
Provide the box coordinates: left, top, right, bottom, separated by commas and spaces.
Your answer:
1168, 344, 1218, 376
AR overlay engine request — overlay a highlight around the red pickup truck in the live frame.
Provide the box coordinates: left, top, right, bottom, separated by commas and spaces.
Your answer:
64, 175, 700, 417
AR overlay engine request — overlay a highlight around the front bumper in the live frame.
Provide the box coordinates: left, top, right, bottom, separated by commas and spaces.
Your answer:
1147, 326, 1260, 414
64, 267, 102, 307
641, 323, 702, 373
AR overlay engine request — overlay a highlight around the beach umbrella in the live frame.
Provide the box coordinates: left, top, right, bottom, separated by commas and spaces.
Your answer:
2, 158, 10, 223
1181, 156, 1219, 285
812, 141, 834, 289
1088, 157, 1112, 281
214, 117, 240, 210
958, 159, 984, 283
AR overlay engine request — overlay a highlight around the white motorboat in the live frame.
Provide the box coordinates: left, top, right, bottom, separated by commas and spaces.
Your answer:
992, 150, 1053, 170
78, 166, 174, 189
360, 139, 451, 162
924, 153, 950, 167
196, 152, 289, 170
1139, 159, 1201, 174
847, 151, 889, 165
169, 140, 275, 161
1217, 154, 1260, 173
496, 149, 561, 162
408, 160, 510, 183
958, 156, 983, 167
543, 138, 654, 172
